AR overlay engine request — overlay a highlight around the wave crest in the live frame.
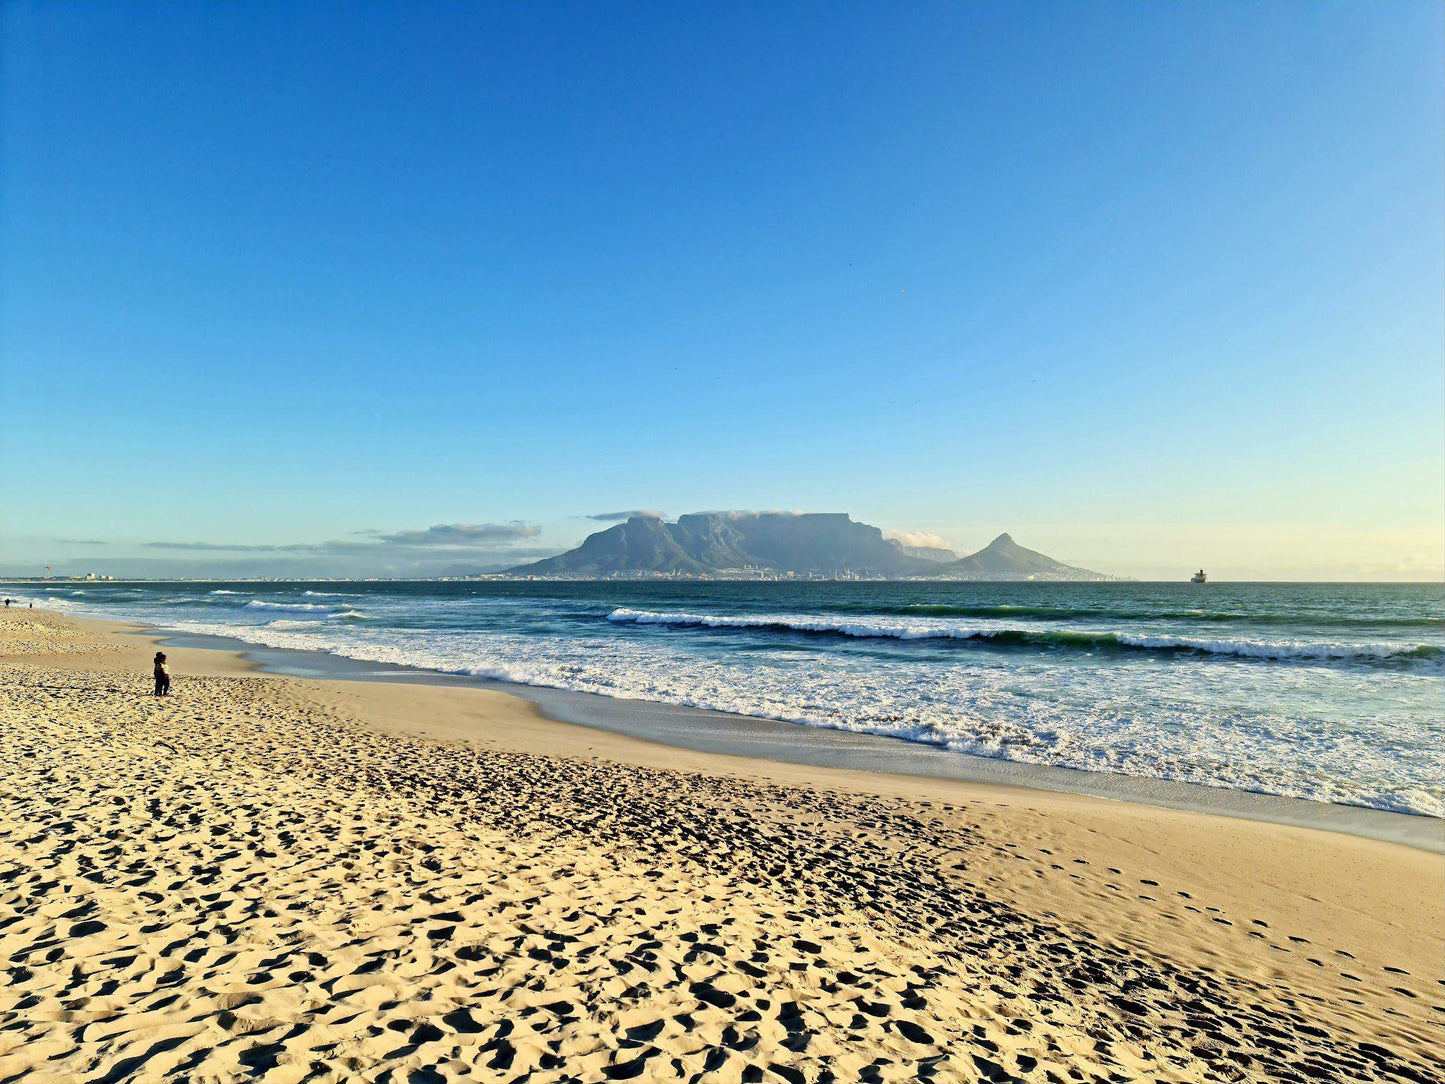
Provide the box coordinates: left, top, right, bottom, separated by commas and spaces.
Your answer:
244, 600, 337, 612
842, 602, 1444, 629
605, 609, 1439, 667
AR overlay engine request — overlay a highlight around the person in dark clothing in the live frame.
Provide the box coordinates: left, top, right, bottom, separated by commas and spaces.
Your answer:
153, 652, 171, 697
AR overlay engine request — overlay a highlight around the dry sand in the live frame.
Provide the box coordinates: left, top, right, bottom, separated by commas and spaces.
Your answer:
0, 608, 1440, 1083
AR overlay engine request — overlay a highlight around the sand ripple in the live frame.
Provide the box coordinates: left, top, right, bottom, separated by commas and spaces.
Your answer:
0, 611, 1440, 1083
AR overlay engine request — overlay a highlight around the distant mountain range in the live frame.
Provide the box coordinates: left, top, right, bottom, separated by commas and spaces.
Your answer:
503, 512, 1109, 580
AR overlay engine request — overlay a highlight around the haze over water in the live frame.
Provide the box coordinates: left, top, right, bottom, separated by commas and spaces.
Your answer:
25, 579, 1443, 818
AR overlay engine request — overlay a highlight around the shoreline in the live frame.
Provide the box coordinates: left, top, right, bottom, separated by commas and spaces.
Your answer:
108, 613, 1445, 854
4, 607, 1441, 1082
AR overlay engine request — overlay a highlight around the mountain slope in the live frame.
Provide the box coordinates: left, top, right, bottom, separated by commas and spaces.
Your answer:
889, 541, 960, 563
946, 533, 1104, 580
516, 516, 709, 576
507, 515, 1108, 579
510, 513, 938, 577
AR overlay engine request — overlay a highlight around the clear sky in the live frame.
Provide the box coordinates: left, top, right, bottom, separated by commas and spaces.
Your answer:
2, 1, 1441, 580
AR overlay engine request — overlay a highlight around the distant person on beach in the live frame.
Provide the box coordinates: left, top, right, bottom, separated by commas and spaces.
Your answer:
3, 598, 11, 607
153, 652, 171, 697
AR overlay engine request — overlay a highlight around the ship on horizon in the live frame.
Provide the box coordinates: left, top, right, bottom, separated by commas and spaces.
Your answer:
1191, 569, 1208, 583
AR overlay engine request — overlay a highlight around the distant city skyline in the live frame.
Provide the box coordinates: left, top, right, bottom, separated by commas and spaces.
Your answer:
2, 2, 1440, 582
2, 509, 1439, 582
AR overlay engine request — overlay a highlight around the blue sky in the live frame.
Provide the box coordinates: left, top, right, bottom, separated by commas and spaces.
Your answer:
2, 1, 1441, 579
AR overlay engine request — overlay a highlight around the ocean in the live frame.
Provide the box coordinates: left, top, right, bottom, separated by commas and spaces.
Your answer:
15, 579, 1442, 818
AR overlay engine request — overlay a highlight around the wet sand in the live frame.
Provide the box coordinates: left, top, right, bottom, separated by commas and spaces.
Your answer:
152, 625, 1445, 853
1, 609, 1441, 1083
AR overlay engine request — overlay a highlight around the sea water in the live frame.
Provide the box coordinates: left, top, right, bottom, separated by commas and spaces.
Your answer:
18, 580, 1443, 817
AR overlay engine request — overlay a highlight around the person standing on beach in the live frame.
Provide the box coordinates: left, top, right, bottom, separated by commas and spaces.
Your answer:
153, 652, 171, 697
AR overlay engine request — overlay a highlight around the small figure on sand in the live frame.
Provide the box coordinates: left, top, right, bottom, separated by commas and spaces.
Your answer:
3, 598, 11, 607
153, 652, 171, 697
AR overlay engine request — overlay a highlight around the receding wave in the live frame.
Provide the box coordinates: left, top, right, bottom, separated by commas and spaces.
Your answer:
28, 584, 1439, 817
828, 601, 1443, 629
606, 609, 1440, 667
244, 600, 339, 613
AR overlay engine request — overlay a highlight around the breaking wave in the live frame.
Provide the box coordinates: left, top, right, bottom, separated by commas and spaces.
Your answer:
16, 581, 1441, 818
244, 600, 336, 612
606, 609, 1440, 668
834, 602, 1443, 629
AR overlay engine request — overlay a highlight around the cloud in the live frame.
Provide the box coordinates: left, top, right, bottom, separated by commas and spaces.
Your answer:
143, 523, 543, 555
882, 529, 953, 550
370, 522, 541, 545
55, 538, 110, 546
587, 510, 665, 522
145, 541, 292, 551
701, 510, 807, 518
114, 522, 561, 577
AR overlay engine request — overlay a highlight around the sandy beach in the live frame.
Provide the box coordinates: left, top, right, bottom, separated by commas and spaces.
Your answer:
1, 609, 1440, 1083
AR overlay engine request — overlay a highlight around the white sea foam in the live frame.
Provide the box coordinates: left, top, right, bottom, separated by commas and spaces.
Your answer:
29, 594, 79, 610
608, 607, 993, 639
244, 600, 336, 612
607, 609, 1436, 666
3, 595, 45, 610
1111, 632, 1430, 662
136, 611, 1443, 818
28, 587, 1445, 819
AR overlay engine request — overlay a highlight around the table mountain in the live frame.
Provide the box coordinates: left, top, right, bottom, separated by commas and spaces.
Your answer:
507, 514, 1107, 580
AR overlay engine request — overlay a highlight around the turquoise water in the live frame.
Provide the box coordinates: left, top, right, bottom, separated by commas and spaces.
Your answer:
17, 580, 1443, 817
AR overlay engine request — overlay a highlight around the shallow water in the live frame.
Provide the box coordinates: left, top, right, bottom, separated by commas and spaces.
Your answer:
19, 579, 1443, 817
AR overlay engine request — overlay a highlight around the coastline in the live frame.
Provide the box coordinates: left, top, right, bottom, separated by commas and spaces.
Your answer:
3, 607, 1441, 1082
119, 613, 1445, 854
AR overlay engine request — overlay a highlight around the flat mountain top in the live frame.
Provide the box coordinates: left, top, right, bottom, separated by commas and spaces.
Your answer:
507, 515, 1108, 580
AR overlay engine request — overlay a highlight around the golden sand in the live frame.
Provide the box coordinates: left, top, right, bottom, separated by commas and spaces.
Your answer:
0, 609, 1440, 1083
